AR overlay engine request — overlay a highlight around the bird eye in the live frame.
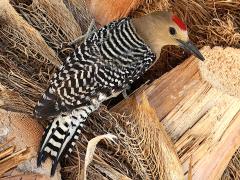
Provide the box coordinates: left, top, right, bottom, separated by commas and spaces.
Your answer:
169, 27, 176, 35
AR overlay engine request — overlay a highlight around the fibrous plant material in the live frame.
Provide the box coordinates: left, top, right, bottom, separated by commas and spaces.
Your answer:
0, 0, 60, 66
1, 173, 55, 180
11, 0, 82, 53
170, 0, 240, 48
63, 0, 94, 34
222, 148, 240, 180
86, 0, 142, 25
199, 47, 240, 98
0, 85, 33, 114
63, 95, 184, 180
114, 46, 240, 179
0, 0, 61, 112
86, 0, 170, 26
0, 147, 30, 176
83, 134, 117, 180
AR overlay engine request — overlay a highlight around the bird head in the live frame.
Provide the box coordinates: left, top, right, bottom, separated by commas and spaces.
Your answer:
132, 11, 205, 61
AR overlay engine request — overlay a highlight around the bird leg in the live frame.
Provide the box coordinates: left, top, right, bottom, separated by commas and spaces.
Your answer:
68, 19, 96, 46
122, 85, 131, 99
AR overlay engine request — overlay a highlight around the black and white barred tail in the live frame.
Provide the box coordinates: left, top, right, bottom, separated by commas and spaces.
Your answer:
37, 105, 95, 176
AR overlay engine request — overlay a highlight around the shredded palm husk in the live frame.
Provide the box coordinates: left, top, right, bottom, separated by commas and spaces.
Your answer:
0, 0, 239, 179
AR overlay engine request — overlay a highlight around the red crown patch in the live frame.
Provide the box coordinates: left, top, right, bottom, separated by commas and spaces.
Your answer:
172, 15, 187, 30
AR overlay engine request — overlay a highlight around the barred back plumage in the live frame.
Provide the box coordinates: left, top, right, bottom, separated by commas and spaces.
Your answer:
35, 17, 156, 118
34, 17, 156, 175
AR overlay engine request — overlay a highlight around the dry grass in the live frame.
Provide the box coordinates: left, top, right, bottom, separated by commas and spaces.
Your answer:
0, 0, 240, 179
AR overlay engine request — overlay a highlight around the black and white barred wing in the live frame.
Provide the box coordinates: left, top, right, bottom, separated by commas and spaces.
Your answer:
35, 62, 100, 175
35, 62, 124, 175
34, 61, 98, 119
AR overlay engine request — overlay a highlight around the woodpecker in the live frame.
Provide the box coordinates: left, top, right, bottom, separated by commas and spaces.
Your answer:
34, 11, 204, 176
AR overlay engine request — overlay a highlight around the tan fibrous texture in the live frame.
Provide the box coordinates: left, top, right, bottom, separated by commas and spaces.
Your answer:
82, 134, 117, 180
199, 46, 240, 99
86, 0, 170, 26
114, 46, 240, 179
0, 0, 82, 113
11, 0, 82, 51
0, 85, 32, 114
121, 95, 184, 180
63, 0, 94, 33
0, 109, 61, 179
0, 0, 60, 112
0, 0, 60, 65
63, 96, 183, 180
222, 148, 240, 180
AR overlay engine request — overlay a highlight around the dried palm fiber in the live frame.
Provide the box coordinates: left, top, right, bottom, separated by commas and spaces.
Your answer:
113, 46, 240, 179
0, 0, 239, 179
0, 0, 59, 65
82, 134, 117, 180
63, 134, 133, 180
0, 85, 33, 114
199, 47, 240, 98
1, 173, 55, 180
63, 0, 94, 34
62, 96, 184, 180
173, 0, 240, 47
10, 0, 82, 59
0, 0, 62, 113
0, 109, 61, 179
222, 148, 240, 180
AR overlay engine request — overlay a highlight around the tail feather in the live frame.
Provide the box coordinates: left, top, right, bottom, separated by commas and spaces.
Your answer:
37, 112, 84, 176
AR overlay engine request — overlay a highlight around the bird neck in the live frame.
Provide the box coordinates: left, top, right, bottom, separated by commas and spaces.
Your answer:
131, 16, 163, 59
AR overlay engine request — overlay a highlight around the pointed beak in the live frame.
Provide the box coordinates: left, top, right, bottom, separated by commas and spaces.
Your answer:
177, 39, 205, 61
